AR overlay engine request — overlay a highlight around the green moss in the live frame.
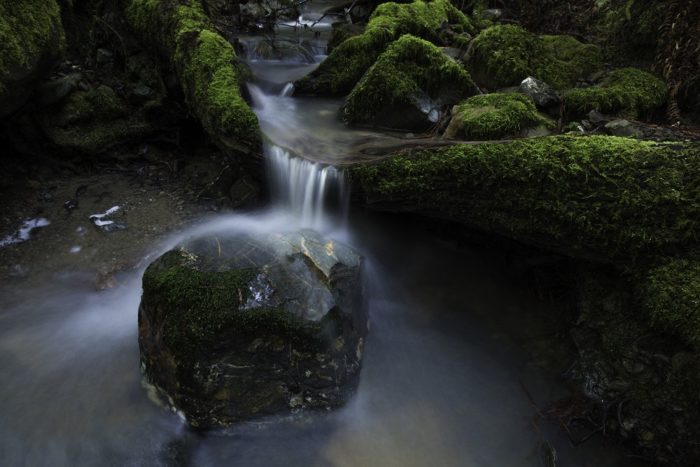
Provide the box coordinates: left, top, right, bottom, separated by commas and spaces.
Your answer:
0, 0, 65, 98
641, 257, 700, 348
538, 35, 601, 89
352, 136, 700, 262
125, 0, 260, 151
564, 67, 667, 118
448, 93, 552, 140
467, 24, 601, 89
40, 85, 156, 154
54, 85, 127, 126
142, 250, 323, 357
343, 34, 476, 128
295, 0, 477, 96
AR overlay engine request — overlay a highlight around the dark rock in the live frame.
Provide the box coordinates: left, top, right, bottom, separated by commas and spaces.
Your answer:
587, 109, 609, 125
96, 48, 114, 67
139, 230, 368, 428
36, 73, 83, 106
604, 119, 639, 137
518, 76, 560, 109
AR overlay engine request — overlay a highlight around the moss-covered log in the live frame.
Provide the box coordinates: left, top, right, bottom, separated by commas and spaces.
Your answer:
351, 136, 700, 262
0, 0, 65, 117
295, 0, 477, 96
124, 0, 260, 155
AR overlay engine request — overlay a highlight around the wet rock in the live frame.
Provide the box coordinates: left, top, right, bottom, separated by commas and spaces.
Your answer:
604, 119, 639, 137
138, 230, 367, 428
518, 77, 559, 109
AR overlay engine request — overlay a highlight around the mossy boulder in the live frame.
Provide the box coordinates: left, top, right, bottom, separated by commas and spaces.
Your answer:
564, 67, 667, 119
295, 0, 477, 96
124, 0, 260, 156
0, 0, 65, 117
351, 136, 700, 262
443, 92, 552, 140
38, 85, 156, 154
343, 34, 477, 131
139, 229, 367, 428
467, 24, 601, 90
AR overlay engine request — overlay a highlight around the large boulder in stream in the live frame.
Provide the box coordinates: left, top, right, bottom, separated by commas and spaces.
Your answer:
343, 34, 478, 132
139, 229, 367, 428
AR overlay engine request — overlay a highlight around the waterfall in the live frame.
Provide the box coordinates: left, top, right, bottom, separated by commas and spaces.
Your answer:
248, 82, 349, 230
266, 144, 348, 229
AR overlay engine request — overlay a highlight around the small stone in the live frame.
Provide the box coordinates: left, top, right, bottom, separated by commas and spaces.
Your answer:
96, 48, 114, 67
518, 76, 560, 108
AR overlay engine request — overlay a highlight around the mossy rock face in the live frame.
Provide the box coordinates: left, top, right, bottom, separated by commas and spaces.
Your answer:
641, 257, 700, 349
467, 24, 601, 90
38, 85, 156, 154
343, 34, 477, 131
295, 0, 477, 97
124, 0, 260, 155
351, 136, 700, 262
443, 92, 552, 140
0, 0, 65, 116
572, 264, 700, 466
564, 67, 667, 119
139, 229, 367, 428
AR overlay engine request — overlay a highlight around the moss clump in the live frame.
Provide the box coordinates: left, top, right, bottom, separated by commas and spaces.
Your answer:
467, 24, 601, 89
352, 136, 700, 262
40, 85, 155, 154
125, 0, 260, 152
641, 257, 700, 349
446, 92, 552, 140
0, 0, 65, 113
343, 34, 476, 130
141, 250, 323, 357
295, 0, 477, 96
564, 67, 667, 118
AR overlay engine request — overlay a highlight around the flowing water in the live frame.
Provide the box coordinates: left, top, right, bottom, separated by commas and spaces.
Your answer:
0, 7, 648, 467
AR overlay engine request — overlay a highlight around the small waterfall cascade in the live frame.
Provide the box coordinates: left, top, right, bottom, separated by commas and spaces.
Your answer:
248, 82, 349, 230
266, 145, 348, 229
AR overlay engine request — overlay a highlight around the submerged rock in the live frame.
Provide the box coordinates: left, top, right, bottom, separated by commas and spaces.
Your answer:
139, 230, 367, 428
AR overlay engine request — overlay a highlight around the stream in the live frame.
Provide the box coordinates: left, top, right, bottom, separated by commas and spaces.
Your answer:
0, 4, 647, 466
